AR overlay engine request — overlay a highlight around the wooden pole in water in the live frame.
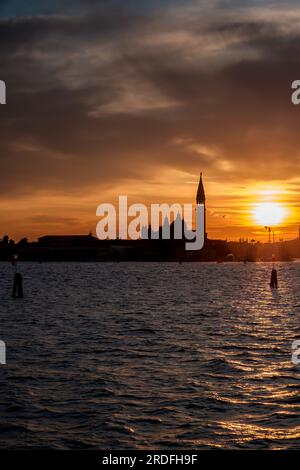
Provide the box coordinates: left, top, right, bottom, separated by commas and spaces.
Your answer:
12, 273, 23, 298
11, 254, 23, 298
270, 268, 278, 288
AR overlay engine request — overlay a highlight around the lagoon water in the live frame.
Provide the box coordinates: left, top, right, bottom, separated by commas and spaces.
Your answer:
0, 261, 300, 449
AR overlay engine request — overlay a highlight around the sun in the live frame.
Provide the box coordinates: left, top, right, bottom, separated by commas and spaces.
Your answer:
253, 202, 286, 226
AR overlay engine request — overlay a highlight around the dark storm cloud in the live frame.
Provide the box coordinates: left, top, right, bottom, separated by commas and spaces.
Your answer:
1, 1, 300, 198
0, 0, 185, 18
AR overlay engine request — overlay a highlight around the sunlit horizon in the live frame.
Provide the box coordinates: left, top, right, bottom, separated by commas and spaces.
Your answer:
1, 174, 299, 243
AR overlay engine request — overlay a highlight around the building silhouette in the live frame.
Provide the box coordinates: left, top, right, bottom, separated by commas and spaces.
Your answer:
1, 172, 300, 261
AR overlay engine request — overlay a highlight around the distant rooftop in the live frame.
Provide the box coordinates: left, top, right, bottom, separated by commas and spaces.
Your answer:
38, 234, 98, 246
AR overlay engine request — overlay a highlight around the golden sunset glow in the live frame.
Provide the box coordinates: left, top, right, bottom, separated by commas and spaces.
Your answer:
1, 1, 300, 244
253, 202, 286, 227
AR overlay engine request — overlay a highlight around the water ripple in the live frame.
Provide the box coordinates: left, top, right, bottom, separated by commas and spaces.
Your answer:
0, 261, 300, 449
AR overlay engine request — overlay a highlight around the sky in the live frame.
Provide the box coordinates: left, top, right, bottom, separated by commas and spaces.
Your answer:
1, 0, 300, 241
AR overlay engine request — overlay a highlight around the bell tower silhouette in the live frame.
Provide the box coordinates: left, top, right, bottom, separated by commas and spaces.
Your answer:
196, 172, 207, 241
